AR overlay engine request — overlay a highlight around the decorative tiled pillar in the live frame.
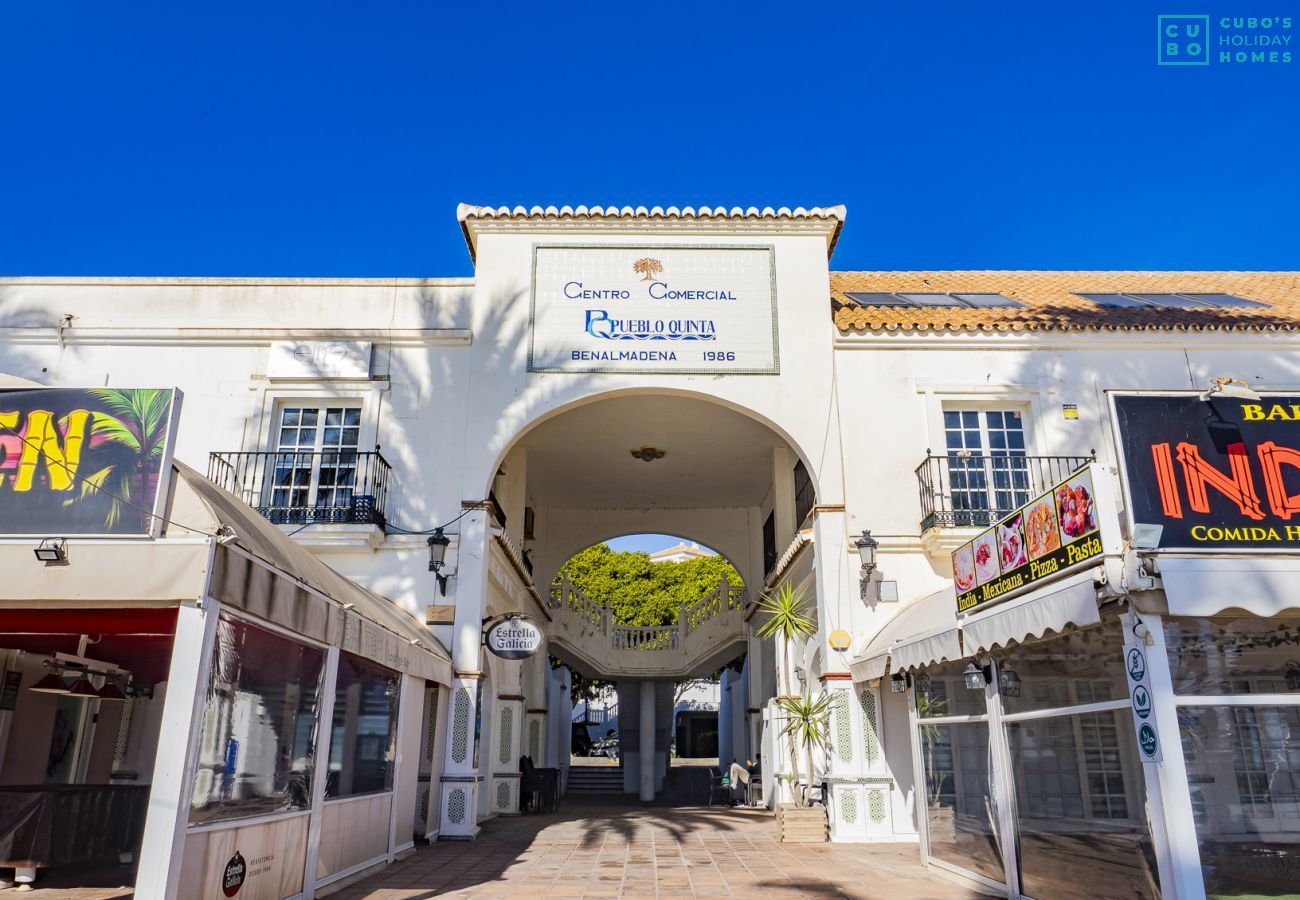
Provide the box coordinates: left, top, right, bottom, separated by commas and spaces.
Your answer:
491, 695, 524, 816
525, 709, 546, 765
438, 676, 482, 840
827, 679, 893, 841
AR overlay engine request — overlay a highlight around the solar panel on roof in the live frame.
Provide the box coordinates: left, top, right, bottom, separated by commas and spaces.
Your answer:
843, 292, 908, 307
1074, 293, 1150, 308
896, 293, 964, 307
1126, 293, 1210, 308
952, 293, 1023, 308
1178, 293, 1270, 309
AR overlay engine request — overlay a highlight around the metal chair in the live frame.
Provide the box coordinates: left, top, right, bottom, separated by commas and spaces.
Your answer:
707, 767, 732, 807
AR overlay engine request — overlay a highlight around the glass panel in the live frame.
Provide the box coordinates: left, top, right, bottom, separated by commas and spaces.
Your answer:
190, 613, 325, 824
1009, 711, 1159, 899
916, 659, 988, 718
327, 652, 400, 798
998, 617, 1130, 714
1179, 704, 1300, 898
1163, 616, 1300, 696
921, 720, 1004, 884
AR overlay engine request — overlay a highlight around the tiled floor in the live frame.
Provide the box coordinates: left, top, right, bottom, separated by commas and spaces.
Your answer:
328, 798, 996, 899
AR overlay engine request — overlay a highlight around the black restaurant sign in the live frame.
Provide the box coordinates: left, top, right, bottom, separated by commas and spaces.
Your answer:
1111, 392, 1300, 550
0, 388, 180, 536
953, 464, 1107, 613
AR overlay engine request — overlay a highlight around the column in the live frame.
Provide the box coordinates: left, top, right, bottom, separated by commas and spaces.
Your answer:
437, 507, 490, 840
491, 691, 524, 817
134, 601, 219, 900
639, 680, 655, 802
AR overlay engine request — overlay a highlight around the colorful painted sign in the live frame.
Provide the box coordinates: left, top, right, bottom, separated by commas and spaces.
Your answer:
0, 388, 180, 536
954, 465, 1105, 613
528, 244, 779, 374
1111, 392, 1300, 550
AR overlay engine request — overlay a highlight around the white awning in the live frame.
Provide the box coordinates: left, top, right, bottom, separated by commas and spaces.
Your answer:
1150, 556, 1300, 618
960, 569, 1101, 653
173, 462, 453, 686
849, 586, 961, 682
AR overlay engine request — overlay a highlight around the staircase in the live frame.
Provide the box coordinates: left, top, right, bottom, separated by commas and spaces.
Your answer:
566, 765, 625, 794
547, 575, 748, 680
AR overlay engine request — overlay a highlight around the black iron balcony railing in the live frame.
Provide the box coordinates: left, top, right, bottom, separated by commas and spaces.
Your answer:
207, 450, 392, 528
916, 451, 1095, 531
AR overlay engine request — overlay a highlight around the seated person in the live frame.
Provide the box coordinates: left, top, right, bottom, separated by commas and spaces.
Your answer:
728, 758, 758, 805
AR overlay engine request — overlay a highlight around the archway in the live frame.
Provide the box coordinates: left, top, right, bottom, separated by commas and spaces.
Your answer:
472, 390, 812, 807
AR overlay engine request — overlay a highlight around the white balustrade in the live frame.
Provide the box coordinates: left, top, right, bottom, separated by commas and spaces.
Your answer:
548, 574, 747, 676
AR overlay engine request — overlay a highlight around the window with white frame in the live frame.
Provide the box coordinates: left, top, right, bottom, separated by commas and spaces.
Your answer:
268, 405, 362, 521
942, 408, 1031, 523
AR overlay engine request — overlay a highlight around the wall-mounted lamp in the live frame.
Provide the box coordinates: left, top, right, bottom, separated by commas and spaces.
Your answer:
914, 672, 931, 696
1200, 376, 1261, 403
427, 528, 453, 596
856, 530, 879, 601
890, 672, 908, 694
33, 538, 67, 564
963, 662, 989, 691
998, 666, 1022, 698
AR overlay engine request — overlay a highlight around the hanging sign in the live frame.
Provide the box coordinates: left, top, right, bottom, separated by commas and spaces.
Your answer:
1122, 641, 1163, 763
1111, 391, 1300, 551
953, 463, 1113, 613
485, 615, 543, 660
528, 244, 779, 374
0, 388, 181, 536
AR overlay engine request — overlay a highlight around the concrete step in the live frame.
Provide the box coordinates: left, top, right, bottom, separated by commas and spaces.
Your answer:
566, 768, 625, 793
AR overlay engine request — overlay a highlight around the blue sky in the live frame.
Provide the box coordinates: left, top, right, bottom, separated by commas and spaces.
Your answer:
1, 3, 1297, 277
607, 534, 716, 555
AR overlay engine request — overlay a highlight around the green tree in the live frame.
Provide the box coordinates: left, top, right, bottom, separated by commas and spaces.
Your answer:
557, 543, 741, 627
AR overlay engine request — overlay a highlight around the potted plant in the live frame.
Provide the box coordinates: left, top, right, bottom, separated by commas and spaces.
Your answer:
755, 583, 816, 803
775, 690, 833, 842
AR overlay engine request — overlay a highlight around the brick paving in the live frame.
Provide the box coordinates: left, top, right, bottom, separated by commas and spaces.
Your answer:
328, 797, 997, 899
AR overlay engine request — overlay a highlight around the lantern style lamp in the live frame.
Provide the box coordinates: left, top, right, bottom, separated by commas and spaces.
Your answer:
890, 673, 908, 694
856, 530, 879, 601
427, 528, 452, 595
999, 666, 1022, 698
963, 662, 987, 691
1286, 661, 1300, 693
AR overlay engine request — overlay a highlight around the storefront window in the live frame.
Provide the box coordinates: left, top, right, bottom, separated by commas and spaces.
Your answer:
1006, 712, 1159, 899
1166, 616, 1300, 898
1163, 615, 1300, 696
190, 613, 325, 824
916, 660, 1005, 884
327, 651, 400, 798
999, 615, 1130, 715
995, 618, 1160, 899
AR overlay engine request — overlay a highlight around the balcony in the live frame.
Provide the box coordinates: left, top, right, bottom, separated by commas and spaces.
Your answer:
207, 450, 392, 530
916, 452, 1094, 533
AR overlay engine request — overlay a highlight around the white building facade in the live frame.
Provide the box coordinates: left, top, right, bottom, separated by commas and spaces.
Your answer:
0, 205, 1297, 898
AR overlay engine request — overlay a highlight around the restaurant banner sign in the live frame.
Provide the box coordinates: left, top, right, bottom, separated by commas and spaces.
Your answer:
528, 244, 779, 375
953, 463, 1116, 614
0, 388, 181, 536
1111, 391, 1300, 551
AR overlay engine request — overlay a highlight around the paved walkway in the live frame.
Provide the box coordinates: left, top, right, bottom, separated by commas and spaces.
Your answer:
329, 798, 995, 899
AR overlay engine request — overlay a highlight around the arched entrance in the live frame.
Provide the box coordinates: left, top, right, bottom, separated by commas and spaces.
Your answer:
436, 390, 826, 834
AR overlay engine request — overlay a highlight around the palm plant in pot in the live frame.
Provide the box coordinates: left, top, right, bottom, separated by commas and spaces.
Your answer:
754, 583, 816, 804
775, 690, 834, 841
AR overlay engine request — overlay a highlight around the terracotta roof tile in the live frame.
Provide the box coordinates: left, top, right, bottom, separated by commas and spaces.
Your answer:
830, 272, 1300, 333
